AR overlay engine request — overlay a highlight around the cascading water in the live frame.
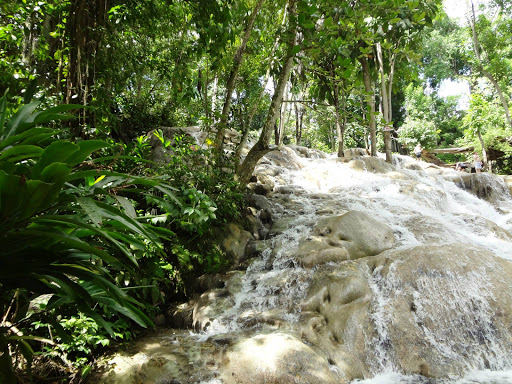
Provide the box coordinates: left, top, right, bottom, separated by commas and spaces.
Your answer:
98, 146, 512, 384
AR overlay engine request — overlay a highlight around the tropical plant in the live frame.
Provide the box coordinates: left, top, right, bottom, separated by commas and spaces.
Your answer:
0, 91, 177, 382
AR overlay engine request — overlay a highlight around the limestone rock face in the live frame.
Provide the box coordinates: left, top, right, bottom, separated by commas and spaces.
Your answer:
454, 173, 512, 203
221, 223, 254, 266
297, 211, 395, 267
369, 244, 512, 378
263, 147, 304, 170
220, 333, 341, 384
301, 261, 373, 380
503, 175, 512, 196
303, 244, 512, 379
347, 156, 396, 174
93, 146, 512, 384
290, 145, 328, 159
343, 147, 368, 158
301, 244, 512, 381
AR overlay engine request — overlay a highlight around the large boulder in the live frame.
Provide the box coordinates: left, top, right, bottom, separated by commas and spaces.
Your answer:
220, 332, 342, 384
347, 156, 396, 174
296, 211, 396, 267
220, 223, 254, 266
454, 173, 512, 203
302, 243, 512, 381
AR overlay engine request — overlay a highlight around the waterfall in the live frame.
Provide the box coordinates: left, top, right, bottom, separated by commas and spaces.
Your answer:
98, 147, 512, 384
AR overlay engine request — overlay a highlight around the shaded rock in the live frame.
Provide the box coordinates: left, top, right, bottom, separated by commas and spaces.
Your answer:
193, 289, 234, 332
503, 175, 512, 196
454, 173, 512, 203
166, 302, 194, 329
246, 240, 272, 259
221, 223, 254, 266
245, 213, 268, 240
247, 182, 272, 196
247, 194, 272, 212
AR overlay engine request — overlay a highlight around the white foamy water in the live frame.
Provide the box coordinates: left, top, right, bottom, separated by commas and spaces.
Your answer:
197, 149, 512, 383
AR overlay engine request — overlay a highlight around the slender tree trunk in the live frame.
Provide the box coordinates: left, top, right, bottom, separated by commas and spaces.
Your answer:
469, 0, 512, 130
237, 0, 298, 185
211, 76, 218, 123
477, 130, 490, 172
233, 5, 287, 169
274, 111, 281, 145
359, 56, 376, 156
333, 85, 344, 157
376, 43, 392, 163
214, 0, 266, 151
294, 103, 304, 145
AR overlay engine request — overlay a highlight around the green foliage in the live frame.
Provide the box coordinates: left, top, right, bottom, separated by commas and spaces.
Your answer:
397, 117, 439, 149
458, 93, 512, 173
0, 92, 181, 380
32, 314, 131, 371
397, 83, 464, 155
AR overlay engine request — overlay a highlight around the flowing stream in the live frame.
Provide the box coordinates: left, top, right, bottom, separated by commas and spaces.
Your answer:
197, 148, 512, 383
99, 147, 512, 384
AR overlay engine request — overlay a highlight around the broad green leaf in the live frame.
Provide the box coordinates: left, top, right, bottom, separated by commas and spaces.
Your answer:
77, 197, 103, 226
66, 140, 108, 166
114, 195, 137, 218
32, 141, 79, 178
0, 89, 7, 134
1, 101, 40, 140
0, 145, 42, 162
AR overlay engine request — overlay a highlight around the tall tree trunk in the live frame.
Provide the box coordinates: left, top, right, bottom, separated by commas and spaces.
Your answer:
330, 64, 344, 157
469, 0, 512, 130
65, 0, 108, 137
477, 129, 490, 172
359, 56, 377, 156
233, 5, 287, 170
376, 43, 392, 163
274, 112, 281, 145
214, 0, 266, 152
278, 86, 293, 145
333, 84, 344, 158
237, 0, 298, 185
294, 102, 304, 145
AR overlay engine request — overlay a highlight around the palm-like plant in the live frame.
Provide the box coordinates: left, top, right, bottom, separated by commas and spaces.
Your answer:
0, 92, 177, 382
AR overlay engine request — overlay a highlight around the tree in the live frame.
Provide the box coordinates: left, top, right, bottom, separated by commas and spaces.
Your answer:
214, 0, 266, 153
237, 0, 298, 184
467, 0, 512, 130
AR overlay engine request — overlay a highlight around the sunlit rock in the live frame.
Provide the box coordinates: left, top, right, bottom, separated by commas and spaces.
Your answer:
343, 147, 368, 158
347, 157, 396, 174
220, 332, 341, 384
290, 145, 328, 159
296, 212, 395, 267
263, 146, 304, 170
364, 244, 512, 378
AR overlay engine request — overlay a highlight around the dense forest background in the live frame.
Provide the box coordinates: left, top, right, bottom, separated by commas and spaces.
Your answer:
1, 0, 512, 382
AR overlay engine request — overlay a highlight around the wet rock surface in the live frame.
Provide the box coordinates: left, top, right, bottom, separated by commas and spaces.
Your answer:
93, 147, 512, 384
